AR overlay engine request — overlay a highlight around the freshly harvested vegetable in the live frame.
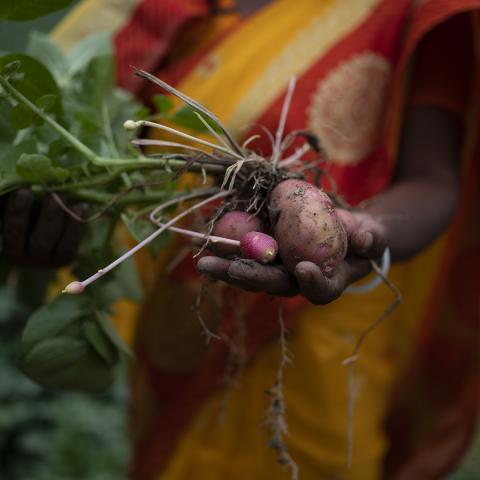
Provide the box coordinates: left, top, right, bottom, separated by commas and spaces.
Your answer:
212, 211, 263, 256
239, 231, 278, 264
0, 41, 348, 396
269, 179, 347, 274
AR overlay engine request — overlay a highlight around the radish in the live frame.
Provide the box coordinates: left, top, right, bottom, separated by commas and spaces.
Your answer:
211, 211, 263, 256
240, 231, 278, 264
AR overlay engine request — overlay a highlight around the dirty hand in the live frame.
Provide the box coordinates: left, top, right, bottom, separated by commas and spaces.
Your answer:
197, 209, 387, 305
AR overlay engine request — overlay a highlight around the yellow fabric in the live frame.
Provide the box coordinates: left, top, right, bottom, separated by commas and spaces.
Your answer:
51, 0, 140, 53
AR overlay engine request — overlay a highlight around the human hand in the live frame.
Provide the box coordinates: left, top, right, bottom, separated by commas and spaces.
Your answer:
196, 209, 387, 305
0, 189, 87, 269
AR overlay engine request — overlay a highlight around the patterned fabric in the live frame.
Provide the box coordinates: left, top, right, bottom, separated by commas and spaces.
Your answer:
51, 1, 480, 479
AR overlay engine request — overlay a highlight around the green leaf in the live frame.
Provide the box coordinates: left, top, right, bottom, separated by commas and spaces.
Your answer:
26, 32, 68, 84
153, 94, 174, 113
81, 54, 115, 108
0, 54, 61, 112
16, 153, 70, 184
0, 60, 21, 79
0, 140, 40, 194
48, 139, 87, 169
19, 295, 90, 353
0, 0, 74, 21
11, 103, 35, 129
67, 32, 112, 76
96, 312, 134, 360
17, 336, 115, 392
84, 319, 119, 366
0, 98, 16, 148
10, 95, 57, 129
36, 93, 57, 112
0, 138, 37, 172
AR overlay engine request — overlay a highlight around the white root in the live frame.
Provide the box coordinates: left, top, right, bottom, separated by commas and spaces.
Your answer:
64, 190, 234, 293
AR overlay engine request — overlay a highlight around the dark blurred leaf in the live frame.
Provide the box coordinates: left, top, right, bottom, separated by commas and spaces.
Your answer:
0, 0, 74, 21
19, 295, 90, 353
17, 335, 115, 392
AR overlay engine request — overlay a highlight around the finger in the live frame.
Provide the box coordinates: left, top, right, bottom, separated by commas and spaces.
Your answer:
198, 256, 298, 296
197, 256, 259, 291
294, 261, 347, 304
197, 256, 233, 283
227, 260, 298, 296
29, 194, 66, 265
294, 258, 373, 305
53, 203, 88, 267
350, 218, 387, 258
3, 189, 35, 262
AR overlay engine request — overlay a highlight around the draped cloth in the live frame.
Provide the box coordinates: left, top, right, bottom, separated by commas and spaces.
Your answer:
51, 1, 480, 479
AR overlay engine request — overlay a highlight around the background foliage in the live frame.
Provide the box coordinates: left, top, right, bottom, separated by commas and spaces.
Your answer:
0, 3, 130, 478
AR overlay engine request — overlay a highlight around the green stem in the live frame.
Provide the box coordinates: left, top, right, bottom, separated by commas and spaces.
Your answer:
101, 101, 120, 158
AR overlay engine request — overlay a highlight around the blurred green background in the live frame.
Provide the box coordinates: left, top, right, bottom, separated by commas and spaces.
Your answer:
0, 2, 80, 52
0, 4, 130, 479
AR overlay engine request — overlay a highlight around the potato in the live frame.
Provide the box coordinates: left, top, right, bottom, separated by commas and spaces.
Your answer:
269, 180, 347, 274
211, 211, 263, 257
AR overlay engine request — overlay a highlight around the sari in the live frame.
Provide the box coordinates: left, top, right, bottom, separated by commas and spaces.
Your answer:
51, 1, 480, 478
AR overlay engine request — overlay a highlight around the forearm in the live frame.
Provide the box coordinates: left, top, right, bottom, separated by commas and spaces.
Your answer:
363, 106, 462, 261
364, 175, 459, 261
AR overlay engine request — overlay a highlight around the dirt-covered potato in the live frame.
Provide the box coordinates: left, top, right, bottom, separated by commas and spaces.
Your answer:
269, 179, 347, 274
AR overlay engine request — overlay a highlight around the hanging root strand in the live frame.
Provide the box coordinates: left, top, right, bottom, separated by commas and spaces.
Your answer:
193, 275, 222, 343
265, 303, 298, 480
342, 257, 402, 468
